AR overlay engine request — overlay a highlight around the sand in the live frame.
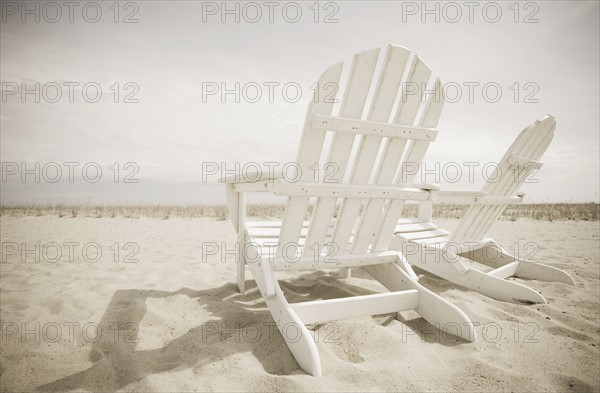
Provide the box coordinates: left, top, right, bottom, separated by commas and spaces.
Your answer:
0, 216, 598, 392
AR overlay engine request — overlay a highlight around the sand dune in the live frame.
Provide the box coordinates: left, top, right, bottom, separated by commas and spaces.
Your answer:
0, 216, 598, 392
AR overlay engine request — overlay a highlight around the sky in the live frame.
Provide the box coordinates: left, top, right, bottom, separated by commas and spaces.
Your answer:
1, 0, 599, 205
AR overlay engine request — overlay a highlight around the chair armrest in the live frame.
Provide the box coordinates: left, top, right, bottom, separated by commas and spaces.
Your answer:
431, 190, 524, 205
433, 190, 487, 204
265, 180, 432, 200
221, 170, 284, 184
414, 188, 522, 221
232, 180, 435, 201
476, 195, 524, 205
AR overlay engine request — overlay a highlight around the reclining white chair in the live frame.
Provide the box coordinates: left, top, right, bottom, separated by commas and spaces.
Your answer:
392, 115, 575, 304
224, 45, 475, 376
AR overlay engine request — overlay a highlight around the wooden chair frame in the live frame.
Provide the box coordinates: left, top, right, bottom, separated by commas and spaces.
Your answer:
224, 45, 477, 376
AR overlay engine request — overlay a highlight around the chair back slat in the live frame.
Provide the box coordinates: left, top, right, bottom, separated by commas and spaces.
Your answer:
351, 60, 438, 254
451, 116, 555, 243
276, 63, 343, 258
302, 48, 381, 256
373, 79, 445, 251
277, 46, 444, 262
332, 46, 412, 254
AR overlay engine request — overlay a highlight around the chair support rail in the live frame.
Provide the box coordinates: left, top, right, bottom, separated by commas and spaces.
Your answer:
312, 114, 438, 141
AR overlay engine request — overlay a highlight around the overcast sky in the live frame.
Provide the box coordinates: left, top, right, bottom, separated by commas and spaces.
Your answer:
1, 1, 598, 205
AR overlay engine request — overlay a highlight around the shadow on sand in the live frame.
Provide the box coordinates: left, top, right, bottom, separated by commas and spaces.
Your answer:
37, 271, 467, 391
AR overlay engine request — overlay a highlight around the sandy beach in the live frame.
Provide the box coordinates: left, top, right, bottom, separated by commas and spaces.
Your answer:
0, 216, 598, 392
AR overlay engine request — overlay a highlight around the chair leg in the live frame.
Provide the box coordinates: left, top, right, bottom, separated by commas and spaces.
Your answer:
237, 261, 246, 294
391, 237, 548, 304
247, 260, 322, 376
461, 239, 575, 285
338, 267, 351, 278
364, 261, 477, 342
237, 229, 246, 294
265, 290, 322, 377
226, 184, 247, 294
515, 260, 576, 285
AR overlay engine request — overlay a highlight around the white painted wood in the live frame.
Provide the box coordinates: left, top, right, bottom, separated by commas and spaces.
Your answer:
515, 260, 576, 285
348, 46, 413, 254
487, 262, 520, 278
409, 235, 450, 246
472, 117, 553, 238
312, 114, 437, 140
363, 262, 476, 342
354, 59, 436, 255
394, 221, 438, 233
476, 195, 523, 205
244, 253, 322, 376
225, 183, 239, 229
304, 48, 381, 258
267, 251, 401, 271
462, 240, 575, 285
416, 201, 433, 222
397, 217, 423, 224
277, 62, 343, 258
391, 116, 574, 304
291, 289, 420, 325
452, 116, 555, 244
247, 220, 311, 228
260, 257, 276, 299
232, 180, 271, 193
433, 190, 486, 204
472, 117, 554, 239
224, 46, 492, 376
223, 170, 283, 183
428, 193, 523, 206
270, 181, 431, 200
225, 184, 245, 293
248, 225, 333, 239
374, 76, 444, 250
399, 228, 451, 241
252, 237, 354, 257
389, 236, 548, 304
302, 197, 337, 258
237, 191, 246, 294
337, 268, 352, 278
396, 252, 420, 280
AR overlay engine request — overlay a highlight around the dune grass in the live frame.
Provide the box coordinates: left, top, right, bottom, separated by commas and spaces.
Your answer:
0, 203, 598, 221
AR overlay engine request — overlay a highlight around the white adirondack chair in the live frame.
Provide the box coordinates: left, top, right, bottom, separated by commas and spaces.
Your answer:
392, 115, 576, 304
224, 45, 476, 377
